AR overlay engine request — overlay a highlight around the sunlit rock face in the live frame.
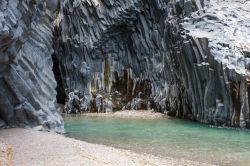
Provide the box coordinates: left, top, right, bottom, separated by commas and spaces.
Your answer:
179, 0, 250, 127
55, 0, 250, 128
0, 0, 64, 132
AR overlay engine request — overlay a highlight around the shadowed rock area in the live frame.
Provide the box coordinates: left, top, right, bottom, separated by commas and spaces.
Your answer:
0, 0, 250, 130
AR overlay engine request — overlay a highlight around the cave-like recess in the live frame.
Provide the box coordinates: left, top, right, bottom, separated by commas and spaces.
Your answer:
0, 0, 250, 131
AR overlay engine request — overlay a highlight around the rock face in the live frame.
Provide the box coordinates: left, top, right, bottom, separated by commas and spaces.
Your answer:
54, 0, 250, 128
0, 0, 64, 132
181, 0, 250, 127
55, 0, 196, 114
0, 0, 250, 130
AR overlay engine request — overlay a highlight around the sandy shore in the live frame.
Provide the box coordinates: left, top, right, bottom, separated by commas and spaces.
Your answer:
0, 142, 12, 166
63, 110, 169, 119
0, 128, 216, 166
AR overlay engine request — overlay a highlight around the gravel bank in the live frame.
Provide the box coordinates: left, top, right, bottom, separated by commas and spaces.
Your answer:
63, 110, 169, 120
0, 128, 215, 166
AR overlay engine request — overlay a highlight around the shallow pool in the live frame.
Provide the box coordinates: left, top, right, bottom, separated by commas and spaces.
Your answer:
64, 115, 250, 166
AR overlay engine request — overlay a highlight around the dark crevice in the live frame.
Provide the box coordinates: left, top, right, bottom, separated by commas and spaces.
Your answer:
51, 52, 66, 104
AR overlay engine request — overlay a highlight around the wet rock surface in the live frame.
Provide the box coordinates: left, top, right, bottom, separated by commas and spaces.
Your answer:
0, 0, 250, 129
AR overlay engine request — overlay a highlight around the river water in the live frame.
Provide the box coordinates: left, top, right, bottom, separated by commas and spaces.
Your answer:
64, 115, 250, 166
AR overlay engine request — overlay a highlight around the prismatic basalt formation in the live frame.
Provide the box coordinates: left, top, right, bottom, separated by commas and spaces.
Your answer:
181, 0, 250, 127
0, 0, 64, 132
0, 0, 250, 130
55, 0, 250, 128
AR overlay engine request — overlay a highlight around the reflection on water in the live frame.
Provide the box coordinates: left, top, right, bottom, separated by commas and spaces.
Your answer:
64, 115, 250, 166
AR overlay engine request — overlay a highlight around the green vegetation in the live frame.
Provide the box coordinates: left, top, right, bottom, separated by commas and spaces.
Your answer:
90, 79, 95, 91
104, 57, 111, 87
191, 0, 197, 8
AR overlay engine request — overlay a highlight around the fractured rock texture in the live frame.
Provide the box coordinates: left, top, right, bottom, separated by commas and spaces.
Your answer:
0, 0, 250, 129
0, 0, 64, 132
55, 0, 250, 127
178, 0, 250, 127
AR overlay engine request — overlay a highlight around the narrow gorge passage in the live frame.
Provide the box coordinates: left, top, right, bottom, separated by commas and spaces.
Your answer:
0, 0, 250, 131
0, 0, 250, 165
55, 0, 250, 129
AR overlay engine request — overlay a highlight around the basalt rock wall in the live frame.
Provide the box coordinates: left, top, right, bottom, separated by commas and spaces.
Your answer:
0, 0, 64, 132
0, 0, 250, 130
55, 0, 250, 127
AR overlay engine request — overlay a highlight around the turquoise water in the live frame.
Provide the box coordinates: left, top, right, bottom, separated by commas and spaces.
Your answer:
64, 115, 250, 166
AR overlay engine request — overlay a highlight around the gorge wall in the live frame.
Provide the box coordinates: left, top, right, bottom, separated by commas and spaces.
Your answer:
56, 0, 250, 128
0, 0, 64, 132
0, 0, 250, 131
